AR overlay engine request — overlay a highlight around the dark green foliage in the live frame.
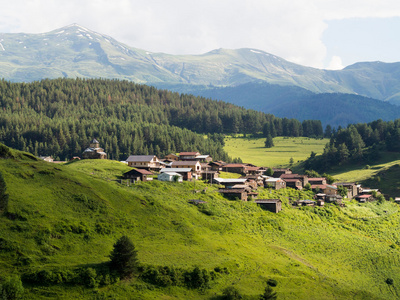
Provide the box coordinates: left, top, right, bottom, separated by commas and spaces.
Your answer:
266, 168, 274, 176
266, 278, 278, 287
265, 135, 274, 148
0, 171, 9, 213
337, 186, 348, 198
0, 275, 24, 299
304, 170, 320, 178
222, 286, 242, 299
386, 278, 394, 285
260, 285, 277, 300
140, 265, 213, 290
109, 236, 138, 278
304, 118, 400, 172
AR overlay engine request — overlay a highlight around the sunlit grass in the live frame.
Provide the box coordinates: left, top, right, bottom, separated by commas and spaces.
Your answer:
225, 136, 328, 167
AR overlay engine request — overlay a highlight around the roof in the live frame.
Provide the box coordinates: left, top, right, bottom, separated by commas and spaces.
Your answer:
158, 172, 182, 177
172, 161, 200, 166
219, 188, 246, 193
179, 152, 200, 156
223, 164, 247, 168
283, 179, 301, 183
280, 174, 306, 179
265, 178, 283, 182
213, 178, 247, 184
272, 168, 291, 171
91, 138, 99, 144
247, 166, 261, 171
308, 178, 326, 181
310, 184, 337, 189
356, 194, 373, 198
160, 168, 192, 173
126, 155, 157, 162
255, 199, 281, 204
188, 199, 207, 204
196, 155, 210, 159
123, 168, 153, 176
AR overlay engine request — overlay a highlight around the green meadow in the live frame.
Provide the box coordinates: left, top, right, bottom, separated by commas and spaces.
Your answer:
224, 136, 328, 167
2, 145, 400, 299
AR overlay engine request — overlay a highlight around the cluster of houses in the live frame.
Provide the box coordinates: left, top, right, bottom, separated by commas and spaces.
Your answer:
120, 150, 384, 213
38, 139, 386, 214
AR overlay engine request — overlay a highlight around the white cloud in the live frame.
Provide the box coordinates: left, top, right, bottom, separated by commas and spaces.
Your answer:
327, 56, 345, 70
1, 0, 400, 68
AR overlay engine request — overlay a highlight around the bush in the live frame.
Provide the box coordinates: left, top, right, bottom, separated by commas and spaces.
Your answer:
267, 278, 278, 287
260, 285, 277, 300
222, 286, 242, 299
0, 275, 24, 299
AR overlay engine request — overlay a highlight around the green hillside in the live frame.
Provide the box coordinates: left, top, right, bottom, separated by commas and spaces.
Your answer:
2, 144, 400, 299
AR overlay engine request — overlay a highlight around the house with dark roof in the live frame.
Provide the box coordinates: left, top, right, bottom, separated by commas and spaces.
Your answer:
179, 152, 201, 161
82, 139, 107, 159
122, 168, 153, 182
281, 174, 309, 187
255, 199, 282, 213
221, 163, 248, 175
125, 155, 160, 170
271, 168, 292, 178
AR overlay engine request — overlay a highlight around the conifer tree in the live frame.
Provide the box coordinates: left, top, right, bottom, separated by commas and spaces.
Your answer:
109, 236, 139, 278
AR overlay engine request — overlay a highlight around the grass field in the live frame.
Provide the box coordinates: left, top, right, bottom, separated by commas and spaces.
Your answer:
224, 136, 328, 167
3, 144, 400, 299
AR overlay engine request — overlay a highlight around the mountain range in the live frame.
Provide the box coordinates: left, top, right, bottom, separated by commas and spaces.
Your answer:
1, 24, 400, 126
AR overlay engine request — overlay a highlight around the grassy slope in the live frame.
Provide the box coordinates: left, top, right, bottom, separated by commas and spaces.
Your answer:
224, 136, 328, 167
224, 136, 400, 197
2, 153, 400, 299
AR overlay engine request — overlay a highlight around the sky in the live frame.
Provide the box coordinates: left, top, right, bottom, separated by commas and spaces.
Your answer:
1, 0, 400, 70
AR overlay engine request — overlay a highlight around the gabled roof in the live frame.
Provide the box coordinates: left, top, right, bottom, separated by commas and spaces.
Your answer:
126, 155, 157, 162
91, 138, 99, 144
160, 168, 192, 173
255, 199, 282, 204
123, 168, 153, 176
179, 152, 200, 156
213, 178, 247, 184
159, 172, 182, 177
308, 177, 326, 181
172, 161, 200, 166
196, 155, 210, 159
223, 163, 247, 168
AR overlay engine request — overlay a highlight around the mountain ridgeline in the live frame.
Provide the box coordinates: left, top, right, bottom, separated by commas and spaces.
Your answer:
0, 78, 323, 161
2, 24, 400, 126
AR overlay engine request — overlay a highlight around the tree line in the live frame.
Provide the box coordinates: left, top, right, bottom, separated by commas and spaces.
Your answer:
304, 119, 400, 171
0, 78, 324, 161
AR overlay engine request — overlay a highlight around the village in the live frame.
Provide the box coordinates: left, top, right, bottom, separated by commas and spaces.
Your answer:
40, 138, 391, 214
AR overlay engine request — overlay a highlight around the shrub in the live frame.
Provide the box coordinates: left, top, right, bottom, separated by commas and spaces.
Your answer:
0, 275, 24, 299
222, 286, 242, 299
260, 285, 277, 300
386, 278, 394, 285
267, 278, 278, 287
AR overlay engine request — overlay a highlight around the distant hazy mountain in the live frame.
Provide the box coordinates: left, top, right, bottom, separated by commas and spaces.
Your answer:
1, 24, 400, 125
167, 82, 400, 127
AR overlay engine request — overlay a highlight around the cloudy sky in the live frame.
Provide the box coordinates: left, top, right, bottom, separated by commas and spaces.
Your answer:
1, 0, 400, 69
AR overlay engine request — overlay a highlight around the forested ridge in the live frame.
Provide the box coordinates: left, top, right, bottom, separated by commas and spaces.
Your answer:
0, 78, 323, 161
304, 119, 400, 171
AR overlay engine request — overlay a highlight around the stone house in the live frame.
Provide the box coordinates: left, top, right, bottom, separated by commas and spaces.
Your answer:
82, 139, 107, 159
